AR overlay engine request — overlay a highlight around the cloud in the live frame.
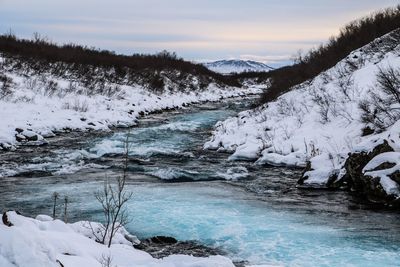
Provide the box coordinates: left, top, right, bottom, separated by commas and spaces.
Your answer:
1, 0, 399, 62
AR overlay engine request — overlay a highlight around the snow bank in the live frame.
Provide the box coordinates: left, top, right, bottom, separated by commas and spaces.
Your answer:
0, 66, 261, 150
0, 211, 235, 267
205, 29, 400, 189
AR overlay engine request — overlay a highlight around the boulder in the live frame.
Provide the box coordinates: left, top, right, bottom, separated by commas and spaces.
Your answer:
345, 140, 393, 192
344, 140, 400, 206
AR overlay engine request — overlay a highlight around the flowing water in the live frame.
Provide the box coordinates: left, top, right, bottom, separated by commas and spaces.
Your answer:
1, 97, 400, 267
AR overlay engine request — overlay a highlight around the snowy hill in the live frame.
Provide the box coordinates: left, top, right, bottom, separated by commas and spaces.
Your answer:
0, 35, 263, 151
204, 60, 273, 74
205, 29, 400, 205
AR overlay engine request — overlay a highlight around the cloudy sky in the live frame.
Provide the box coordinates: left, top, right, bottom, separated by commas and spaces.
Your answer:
0, 0, 398, 66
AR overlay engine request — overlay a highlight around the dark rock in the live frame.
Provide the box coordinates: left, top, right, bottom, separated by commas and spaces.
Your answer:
15, 134, 26, 142
134, 236, 225, 259
361, 126, 374, 136
345, 140, 394, 192
2, 212, 13, 227
150, 236, 177, 244
389, 170, 400, 184
297, 161, 312, 185
26, 134, 39, 141
15, 128, 24, 133
344, 140, 397, 205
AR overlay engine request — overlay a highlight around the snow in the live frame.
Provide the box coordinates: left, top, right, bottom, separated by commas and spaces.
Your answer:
204, 60, 273, 74
0, 211, 236, 267
0, 63, 262, 150
205, 29, 400, 188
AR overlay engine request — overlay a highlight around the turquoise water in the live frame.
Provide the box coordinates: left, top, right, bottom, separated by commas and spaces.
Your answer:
1, 98, 400, 266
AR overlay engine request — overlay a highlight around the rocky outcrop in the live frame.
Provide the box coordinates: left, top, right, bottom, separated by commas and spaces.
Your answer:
345, 141, 392, 190
299, 139, 400, 207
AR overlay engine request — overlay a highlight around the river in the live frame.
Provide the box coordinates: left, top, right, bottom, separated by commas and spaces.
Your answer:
0, 97, 399, 266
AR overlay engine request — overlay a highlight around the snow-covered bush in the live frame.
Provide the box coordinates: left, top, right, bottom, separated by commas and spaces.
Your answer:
360, 66, 400, 131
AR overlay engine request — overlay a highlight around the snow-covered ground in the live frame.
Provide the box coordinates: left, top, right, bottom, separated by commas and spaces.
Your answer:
0, 62, 261, 150
0, 211, 237, 267
205, 29, 400, 196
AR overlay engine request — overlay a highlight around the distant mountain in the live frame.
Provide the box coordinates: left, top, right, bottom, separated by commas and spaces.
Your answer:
203, 60, 274, 74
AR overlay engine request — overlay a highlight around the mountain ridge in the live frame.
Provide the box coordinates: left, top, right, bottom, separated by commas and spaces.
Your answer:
203, 59, 274, 74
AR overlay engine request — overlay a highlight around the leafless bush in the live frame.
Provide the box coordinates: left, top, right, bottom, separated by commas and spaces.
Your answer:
44, 79, 59, 96
90, 134, 133, 247
360, 66, 400, 130
63, 98, 89, 112
334, 65, 354, 101
24, 76, 38, 91
0, 73, 13, 99
100, 254, 116, 267
309, 88, 334, 123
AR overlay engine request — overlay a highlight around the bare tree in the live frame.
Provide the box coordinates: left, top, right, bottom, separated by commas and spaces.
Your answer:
91, 133, 133, 247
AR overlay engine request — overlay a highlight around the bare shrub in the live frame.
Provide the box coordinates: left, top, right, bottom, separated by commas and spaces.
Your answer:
258, 5, 400, 104
360, 66, 400, 130
44, 79, 59, 96
24, 76, 38, 91
63, 98, 89, 112
90, 134, 133, 247
0, 73, 13, 99
100, 254, 116, 267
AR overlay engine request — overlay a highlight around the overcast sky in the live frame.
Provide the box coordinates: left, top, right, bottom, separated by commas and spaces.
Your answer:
0, 0, 399, 66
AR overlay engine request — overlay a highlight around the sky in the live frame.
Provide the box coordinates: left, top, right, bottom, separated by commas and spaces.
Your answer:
0, 0, 399, 67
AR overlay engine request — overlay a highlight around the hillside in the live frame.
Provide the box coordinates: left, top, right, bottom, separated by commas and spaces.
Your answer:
0, 35, 260, 150
205, 28, 400, 206
203, 60, 273, 74
254, 6, 400, 104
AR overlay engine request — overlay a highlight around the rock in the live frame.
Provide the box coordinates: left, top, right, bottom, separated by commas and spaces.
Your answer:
134, 236, 225, 259
21, 130, 40, 141
0, 142, 15, 151
41, 130, 56, 138
2, 212, 13, 227
15, 128, 24, 133
344, 140, 399, 205
15, 134, 26, 142
345, 140, 394, 192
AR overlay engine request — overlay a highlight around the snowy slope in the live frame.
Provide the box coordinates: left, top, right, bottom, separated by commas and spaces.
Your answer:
0, 211, 236, 267
0, 58, 261, 150
205, 29, 400, 193
204, 60, 273, 74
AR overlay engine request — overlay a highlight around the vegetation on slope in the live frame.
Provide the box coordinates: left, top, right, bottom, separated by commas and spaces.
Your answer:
227, 5, 400, 104
0, 33, 240, 92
